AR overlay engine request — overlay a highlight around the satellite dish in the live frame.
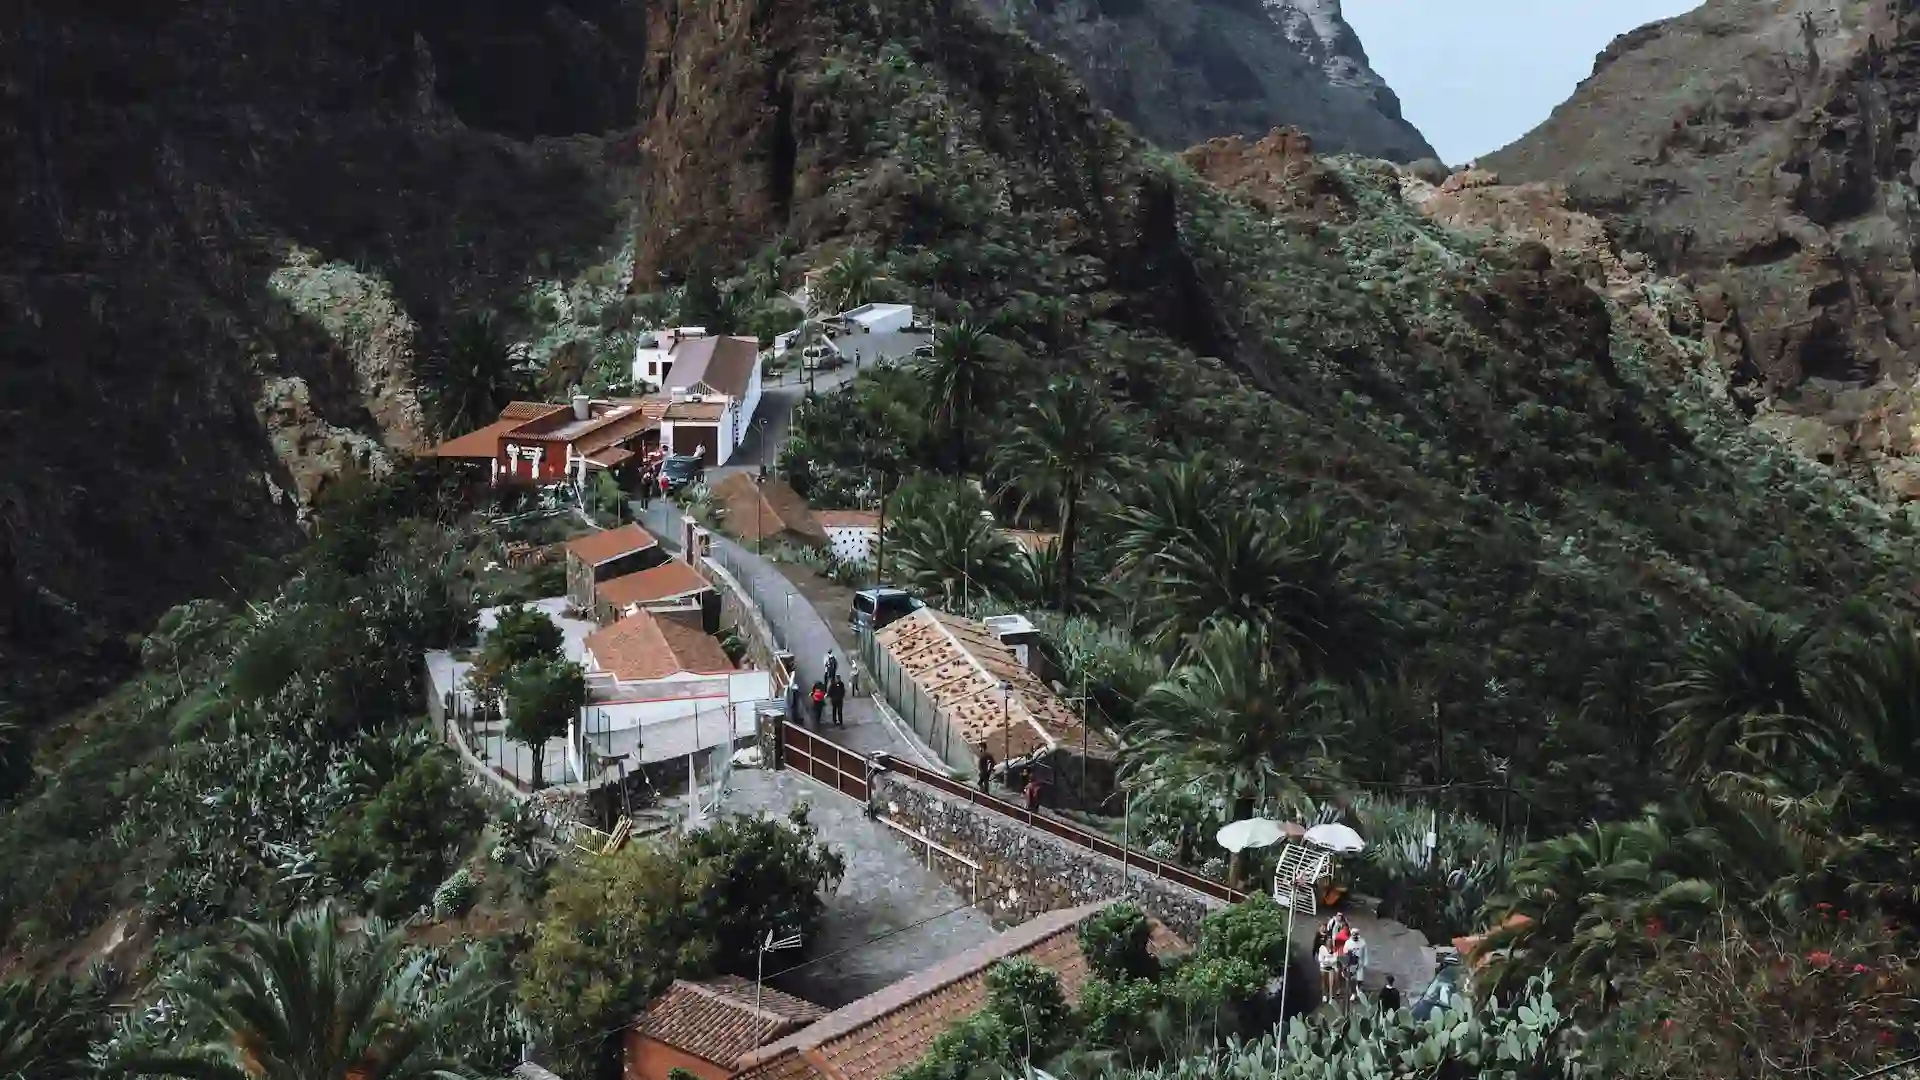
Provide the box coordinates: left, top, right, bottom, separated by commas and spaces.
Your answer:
1215, 818, 1287, 854
1304, 822, 1366, 854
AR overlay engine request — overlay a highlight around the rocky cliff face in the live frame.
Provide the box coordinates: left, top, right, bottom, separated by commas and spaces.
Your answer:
969, 0, 1434, 160
1, 0, 640, 710
1486, 0, 1920, 503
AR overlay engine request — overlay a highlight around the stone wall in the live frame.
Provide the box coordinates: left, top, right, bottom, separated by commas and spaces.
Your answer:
870, 770, 1223, 940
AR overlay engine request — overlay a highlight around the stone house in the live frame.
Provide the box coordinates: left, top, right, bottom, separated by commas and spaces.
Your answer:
871, 607, 1116, 808
625, 976, 826, 1080
564, 524, 669, 613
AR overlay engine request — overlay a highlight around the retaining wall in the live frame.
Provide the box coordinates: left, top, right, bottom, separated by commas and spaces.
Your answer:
870, 770, 1224, 940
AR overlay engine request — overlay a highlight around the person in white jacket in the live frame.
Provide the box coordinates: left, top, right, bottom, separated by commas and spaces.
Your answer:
1345, 931, 1370, 998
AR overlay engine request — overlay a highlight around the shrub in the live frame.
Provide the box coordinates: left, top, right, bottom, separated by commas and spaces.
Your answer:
1193, 894, 1291, 979
984, 958, 1070, 1049
318, 741, 485, 917
432, 867, 477, 918
1078, 902, 1157, 981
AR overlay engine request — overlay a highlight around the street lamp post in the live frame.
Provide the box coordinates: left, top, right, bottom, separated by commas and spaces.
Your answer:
1000, 680, 1012, 797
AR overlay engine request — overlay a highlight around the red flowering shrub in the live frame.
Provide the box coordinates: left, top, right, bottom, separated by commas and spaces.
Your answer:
1605, 917, 1920, 1078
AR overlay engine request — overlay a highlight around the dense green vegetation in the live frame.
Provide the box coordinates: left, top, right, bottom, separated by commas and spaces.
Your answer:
519, 808, 845, 1078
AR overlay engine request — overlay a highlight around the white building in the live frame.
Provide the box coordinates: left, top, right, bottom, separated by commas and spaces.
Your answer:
573, 608, 774, 773
631, 332, 764, 467
841, 302, 914, 335
816, 509, 881, 566
632, 327, 709, 390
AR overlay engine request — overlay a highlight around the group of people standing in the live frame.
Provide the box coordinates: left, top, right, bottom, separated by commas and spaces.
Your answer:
808, 651, 847, 727
1314, 913, 1395, 1009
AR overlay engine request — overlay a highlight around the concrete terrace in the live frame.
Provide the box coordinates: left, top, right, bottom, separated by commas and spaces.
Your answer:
726, 768, 997, 1006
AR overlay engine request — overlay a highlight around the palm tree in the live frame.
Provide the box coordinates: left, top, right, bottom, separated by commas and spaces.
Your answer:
0, 977, 100, 1080
1124, 619, 1344, 887
919, 319, 1001, 473
121, 903, 485, 1080
991, 378, 1128, 610
1477, 814, 1718, 1005
816, 247, 888, 313
1109, 456, 1246, 579
417, 311, 519, 438
1122, 499, 1380, 679
1658, 615, 1823, 782
885, 485, 1021, 606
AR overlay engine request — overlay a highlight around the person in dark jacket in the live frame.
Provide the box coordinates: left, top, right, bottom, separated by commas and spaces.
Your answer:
827, 676, 846, 726
1024, 776, 1043, 814
809, 681, 827, 726
975, 745, 995, 793
1379, 976, 1402, 1013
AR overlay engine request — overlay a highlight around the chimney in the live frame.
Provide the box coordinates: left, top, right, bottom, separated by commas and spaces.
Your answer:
572, 394, 590, 421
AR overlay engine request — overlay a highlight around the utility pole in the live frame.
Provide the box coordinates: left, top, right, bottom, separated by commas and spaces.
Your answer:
1000, 681, 1012, 793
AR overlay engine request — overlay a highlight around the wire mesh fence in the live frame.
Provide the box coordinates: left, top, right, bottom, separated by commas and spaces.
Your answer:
856, 621, 973, 772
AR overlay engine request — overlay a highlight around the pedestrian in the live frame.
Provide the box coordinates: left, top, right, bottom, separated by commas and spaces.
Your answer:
638, 468, 652, 508
1379, 975, 1401, 1013
828, 675, 846, 727
823, 651, 839, 683
810, 681, 827, 726
1317, 941, 1338, 1001
975, 745, 995, 793
1346, 931, 1369, 997
658, 469, 670, 500
1024, 776, 1042, 814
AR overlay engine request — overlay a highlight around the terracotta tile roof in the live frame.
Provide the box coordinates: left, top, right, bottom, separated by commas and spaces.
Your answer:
573, 400, 663, 458
564, 524, 660, 567
596, 559, 711, 608
711, 474, 828, 547
816, 510, 881, 530
585, 446, 635, 468
585, 609, 734, 682
874, 609, 1114, 760
636, 976, 826, 1068
664, 335, 761, 399
426, 417, 521, 459
502, 400, 568, 421
664, 400, 727, 422
734, 903, 1183, 1080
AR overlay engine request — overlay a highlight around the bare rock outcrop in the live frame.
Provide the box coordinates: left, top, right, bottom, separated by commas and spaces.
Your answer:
1485, 0, 1920, 502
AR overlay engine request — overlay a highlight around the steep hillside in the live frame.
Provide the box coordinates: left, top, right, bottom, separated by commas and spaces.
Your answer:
968, 0, 1434, 159
1485, 0, 1920, 503
633, 0, 1920, 819
1, 0, 640, 711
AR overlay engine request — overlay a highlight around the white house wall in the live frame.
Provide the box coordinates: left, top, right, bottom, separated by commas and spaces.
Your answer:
825, 524, 878, 566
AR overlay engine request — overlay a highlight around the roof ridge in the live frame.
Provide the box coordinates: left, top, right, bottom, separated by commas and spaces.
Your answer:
680, 979, 798, 1025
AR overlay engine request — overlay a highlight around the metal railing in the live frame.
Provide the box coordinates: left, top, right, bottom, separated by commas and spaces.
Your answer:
776, 719, 1245, 906
783, 722, 871, 801
879, 752, 1247, 904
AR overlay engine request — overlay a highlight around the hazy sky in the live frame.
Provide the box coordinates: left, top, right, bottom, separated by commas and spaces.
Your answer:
1343, 1, 1702, 164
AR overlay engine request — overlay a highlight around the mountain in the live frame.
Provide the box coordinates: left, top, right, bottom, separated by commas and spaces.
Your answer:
970, 0, 1436, 160
8, 0, 1920, 828
1485, 0, 1920, 503
1, 0, 642, 711
635, 0, 1920, 820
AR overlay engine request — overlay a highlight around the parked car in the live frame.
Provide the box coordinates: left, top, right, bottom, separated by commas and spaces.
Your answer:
850, 588, 924, 634
659, 454, 705, 494
801, 342, 843, 370
909, 343, 934, 361
1409, 951, 1462, 1022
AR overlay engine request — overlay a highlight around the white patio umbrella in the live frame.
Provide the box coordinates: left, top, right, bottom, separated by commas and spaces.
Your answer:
1304, 822, 1366, 854
1215, 817, 1288, 853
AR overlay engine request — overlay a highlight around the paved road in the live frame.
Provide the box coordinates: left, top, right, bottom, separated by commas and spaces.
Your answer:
635, 500, 948, 771
727, 768, 997, 1006
719, 329, 929, 478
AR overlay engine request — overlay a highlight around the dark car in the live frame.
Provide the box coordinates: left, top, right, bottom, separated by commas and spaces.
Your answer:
850, 588, 924, 634
659, 454, 705, 493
